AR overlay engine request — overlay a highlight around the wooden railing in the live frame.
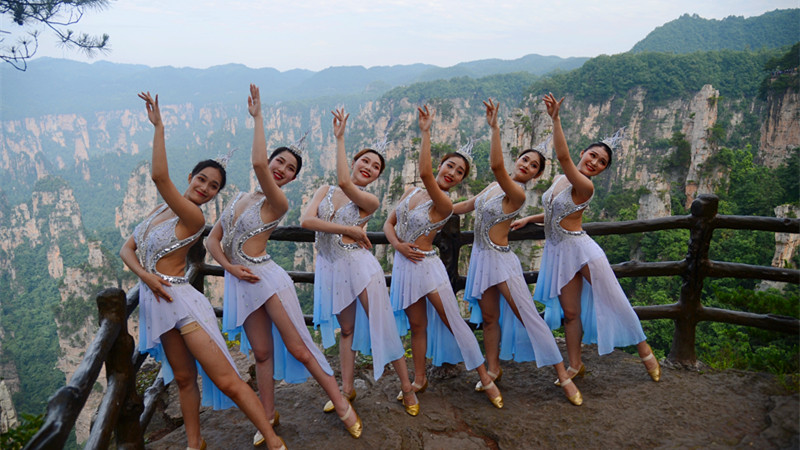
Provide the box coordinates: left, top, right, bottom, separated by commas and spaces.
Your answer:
24, 194, 799, 449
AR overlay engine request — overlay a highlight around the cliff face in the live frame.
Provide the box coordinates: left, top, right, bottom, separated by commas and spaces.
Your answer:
760, 88, 800, 168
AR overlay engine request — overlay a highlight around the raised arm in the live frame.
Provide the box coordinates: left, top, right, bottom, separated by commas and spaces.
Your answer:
300, 185, 372, 249
249, 84, 289, 215
544, 93, 594, 201
137, 92, 205, 232
417, 105, 453, 217
332, 108, 380, 214
485, 99, 525, 207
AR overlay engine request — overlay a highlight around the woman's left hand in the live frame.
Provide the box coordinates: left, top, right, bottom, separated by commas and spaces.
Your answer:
332, 107, 349, 139
484, 98, 500, 129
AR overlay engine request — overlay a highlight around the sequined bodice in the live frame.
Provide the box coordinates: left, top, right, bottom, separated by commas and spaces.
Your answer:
133, 204, 204, 283
220, 192, 284, 266
474, 183, 524, 253
542, 175, 593, 244
394, 187, 451, 244
315, 186, 372, 259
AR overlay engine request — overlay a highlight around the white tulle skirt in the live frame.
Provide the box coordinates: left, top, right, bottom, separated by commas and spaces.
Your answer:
463, 245, 563, 367
312, 248, 405, 380
138, 281, 236, 409
222, 260, 333, 383
390, 252, 484, 370
533, 233, 646, 355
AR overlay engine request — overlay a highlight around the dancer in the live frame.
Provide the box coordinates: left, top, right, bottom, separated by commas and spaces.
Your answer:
206, 84, 362, 443
512, 93, 661, 385
384, 105, 502, 408
455, 99, 582, 405
120, 92, 285, 450
300, 108, 420, 416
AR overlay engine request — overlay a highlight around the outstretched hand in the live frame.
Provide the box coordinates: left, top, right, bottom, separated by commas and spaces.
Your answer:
138, 91, 162, 127
332, 107, 349, 139
509, 218, 527, 231
418, 105, 434, 132
248, 84, 261, 118
543, 93, 564, 121
484, 98, 500, 129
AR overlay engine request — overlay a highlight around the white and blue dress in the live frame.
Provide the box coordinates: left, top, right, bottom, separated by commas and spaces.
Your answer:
219, 192, 333, 383
312, 186, 405, 379
463, 183, 563, 367
134, 204, 236, 409
389, 187, 485, 370
533, 175, 646, 355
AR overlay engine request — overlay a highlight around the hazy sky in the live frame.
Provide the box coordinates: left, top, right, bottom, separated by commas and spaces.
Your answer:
22, 0, 798, 71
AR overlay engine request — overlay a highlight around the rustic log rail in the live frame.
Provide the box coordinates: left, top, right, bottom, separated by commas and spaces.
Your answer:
24, 194, 799, 449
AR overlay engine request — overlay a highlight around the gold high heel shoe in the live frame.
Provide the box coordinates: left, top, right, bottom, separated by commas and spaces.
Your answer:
397, 379, 428, 401
253, 411, 280, 446
641, 344, 661, 382
186, 438, 206, 450
324, 389, 356, 413
483, 381, 503, 409
475, 368, 502, 392
397, 388, 420, 416
560, 378, 583, 406
339, 401, 363, 438
554, 364, 585, 386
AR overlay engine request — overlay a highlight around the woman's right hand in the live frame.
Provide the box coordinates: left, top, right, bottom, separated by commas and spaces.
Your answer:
248, 83, 261, 118
332, 107, 349, 139
543, 93, 564, 121
142, 272, 172, 302
228, 265, 261, 283
395, 241, 425, 263
509, 217, 528, 231
344, 225, 372, 249
138, 91, 162, 127
484, 98, 500, 129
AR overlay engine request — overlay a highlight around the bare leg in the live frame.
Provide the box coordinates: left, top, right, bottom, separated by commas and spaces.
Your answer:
355, 288, 417, 408
181, 326, 284, 449
264, 294, 356, 426
242, 306, 275, 419
478, 286, 502, 375
558, 274, 584, 370
335, 302, 358, 397
161, 329, 202, 449
404, 298, 428, 387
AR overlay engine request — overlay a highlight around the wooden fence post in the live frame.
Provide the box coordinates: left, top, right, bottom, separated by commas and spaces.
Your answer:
436, 216, 464, 291
668, 194, 718, 367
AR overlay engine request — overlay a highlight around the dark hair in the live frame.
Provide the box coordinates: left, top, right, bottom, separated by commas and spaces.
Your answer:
191, 159, 227, 190
269, 147, 303, 177
353, 149, 386, 175
439, 152, 471, 177
584, 143, 613, 167
518, 149, 546, 177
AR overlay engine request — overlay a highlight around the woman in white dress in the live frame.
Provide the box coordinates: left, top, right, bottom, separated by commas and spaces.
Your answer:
206, 85, 362, 443
456, 99, 582, 405
512, 93, 661, 386
385, 105, 502, 408
120, 92, 285, 450
300, 108, 420, 418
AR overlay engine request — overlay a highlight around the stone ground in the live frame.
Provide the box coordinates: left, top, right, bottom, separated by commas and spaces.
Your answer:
144, 341, 799, 449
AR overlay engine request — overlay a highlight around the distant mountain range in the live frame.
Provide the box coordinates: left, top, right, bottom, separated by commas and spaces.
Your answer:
0, 54, 588, 120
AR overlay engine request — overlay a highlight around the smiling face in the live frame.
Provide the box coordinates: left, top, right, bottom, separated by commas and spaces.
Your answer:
513, 150, 545, 182
436, 155, 468, 190
185, 167, 223, 204
351, 151, 383, 186
577, 144, 611, 177
269, 150, 299, 187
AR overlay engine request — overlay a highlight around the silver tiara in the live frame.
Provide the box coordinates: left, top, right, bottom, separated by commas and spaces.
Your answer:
533, 135, 552, 152
288, 131, 309, 159
215, 147, 237, 169
456, 137, 475, 166
370, 134, 390, 161
601, 127, 626, 150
